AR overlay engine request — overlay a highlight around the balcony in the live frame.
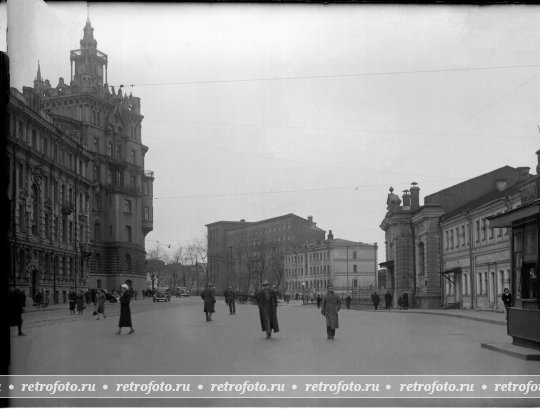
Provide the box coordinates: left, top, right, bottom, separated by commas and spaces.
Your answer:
143, 170, 154, 179
142, 220, 153, 234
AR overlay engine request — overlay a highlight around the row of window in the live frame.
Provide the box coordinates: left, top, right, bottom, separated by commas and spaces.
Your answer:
444, 269, 511, 296
88, 110, 140, 142
443, 219, 509, 252
286, 250, 358, 265
14, 120, 89, 177
92, 137, 138, 164
16, 249, 83, 280
285, 279, 359, 291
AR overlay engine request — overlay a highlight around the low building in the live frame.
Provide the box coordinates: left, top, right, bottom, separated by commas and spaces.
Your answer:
284, 230, 378, 298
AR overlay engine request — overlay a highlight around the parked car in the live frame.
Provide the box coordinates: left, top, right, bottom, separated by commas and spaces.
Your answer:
105, 292, 119, 303
153, 288, 171, 302
176, 287, 190, 297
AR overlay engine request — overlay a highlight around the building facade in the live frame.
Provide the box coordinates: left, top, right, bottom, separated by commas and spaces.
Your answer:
284, 231, 378, 297
207, 214, 326, 294
7, 18, 154, 300
380, 166, 531, 310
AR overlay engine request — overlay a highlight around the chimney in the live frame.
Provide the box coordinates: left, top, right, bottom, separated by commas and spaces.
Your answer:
536, 150, 540, 174
307, 216, 313, 223
517, 167, 530, 181
410, 182, 420, 210
402, 189, 411, 210
327, 230, 334, 240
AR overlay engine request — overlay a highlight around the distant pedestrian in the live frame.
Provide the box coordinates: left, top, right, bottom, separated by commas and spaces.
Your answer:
94, 289, 106, 320
502, 288, 512, 320
226, 287, 236, 315
321, 284, 341, 340
76, 290, 85, 314
384, 290, 393, 310
201, 283, 216, 322
35, 289, 43, 309
371, 292, 380, 310
345, 295, 352, 310
257, 280, 279, 339
402, 293, 409, 310
68, 288, 77, 314
316, 294, 322, 309
43, 289, 50, 308
9, 288, 26, 336
398, 297, 403, 310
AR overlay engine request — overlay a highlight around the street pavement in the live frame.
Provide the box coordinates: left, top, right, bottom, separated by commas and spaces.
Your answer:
9, 297, 539, 375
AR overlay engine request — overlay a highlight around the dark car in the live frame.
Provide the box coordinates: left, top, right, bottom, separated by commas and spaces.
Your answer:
153, 289, 171, 302
105, 292, 119, 303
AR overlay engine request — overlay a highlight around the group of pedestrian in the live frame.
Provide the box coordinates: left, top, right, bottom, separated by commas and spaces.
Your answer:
397, 293, 409, 310
34, 288, 50, 309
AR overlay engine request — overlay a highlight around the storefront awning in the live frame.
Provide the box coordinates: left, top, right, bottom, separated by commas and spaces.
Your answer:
440, 267, 461, 284
379, 260, 394, 269
488, 200, 540, 228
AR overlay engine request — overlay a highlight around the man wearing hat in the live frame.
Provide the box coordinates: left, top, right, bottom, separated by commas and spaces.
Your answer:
201, 283, 216, 321
225, 286, 236, 315
257, 280, 279, 339
321, 284, 341, 339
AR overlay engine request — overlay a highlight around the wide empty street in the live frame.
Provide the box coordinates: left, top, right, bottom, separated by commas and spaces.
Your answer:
9, 297, 540, 376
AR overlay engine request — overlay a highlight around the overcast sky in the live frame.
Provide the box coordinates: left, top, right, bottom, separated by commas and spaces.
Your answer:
7, 1, 540, 261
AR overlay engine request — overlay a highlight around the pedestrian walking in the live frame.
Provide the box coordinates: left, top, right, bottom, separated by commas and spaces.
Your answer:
43, 289, 50, 308
502, 288, 512, 320
94, 289, 107, 320
225, 287, 236, 315
76, 290, 85, 315
68, 288, 77, 314
201, 283, 216, 322
257, 280, 279, 339
117, 284, 134, 334
35, 289, 43, 309
398, 297, 403, 310
316, 294, 322, 309
9, 288, 26, 336
371, 292, 380, 310
384, 290, 392, 310
321, 284, 340, 340
345, 294, 352, 310
402, 293, 409, 310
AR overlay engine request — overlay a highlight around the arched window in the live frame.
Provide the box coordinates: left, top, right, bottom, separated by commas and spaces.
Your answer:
125, 225, 132, 242
94, 222, 101, 241
126, 254, 131, 272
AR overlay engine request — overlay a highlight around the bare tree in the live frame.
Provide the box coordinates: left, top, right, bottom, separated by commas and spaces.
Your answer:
146, 246, 169, 292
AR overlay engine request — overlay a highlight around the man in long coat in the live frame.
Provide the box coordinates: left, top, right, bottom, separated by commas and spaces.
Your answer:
258, 280, 279, 339
321, 284, 341, 340
384, 290, 393, 310
201, 283, 216, 321
9, 288, 26, 336
225, 287, 236, 315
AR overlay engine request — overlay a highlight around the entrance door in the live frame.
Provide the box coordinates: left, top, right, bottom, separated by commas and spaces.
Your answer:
31, 269, 40, 304
489, 271, 496, 308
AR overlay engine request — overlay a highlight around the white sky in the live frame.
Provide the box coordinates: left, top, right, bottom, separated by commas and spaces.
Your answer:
7, 1, 540, 261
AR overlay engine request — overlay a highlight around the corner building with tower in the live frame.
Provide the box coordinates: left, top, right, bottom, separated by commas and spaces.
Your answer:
7, 18, 154, 301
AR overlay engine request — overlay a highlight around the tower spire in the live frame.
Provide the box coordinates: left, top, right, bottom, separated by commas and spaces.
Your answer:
36, 60, 42, 81
86, 2, 90, 24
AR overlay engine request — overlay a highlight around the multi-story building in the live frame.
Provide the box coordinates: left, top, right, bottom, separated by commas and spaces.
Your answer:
380, 166, 531, 309
7, 18, 154, 301
207, 214, 326, 294
284, 230, 378, 297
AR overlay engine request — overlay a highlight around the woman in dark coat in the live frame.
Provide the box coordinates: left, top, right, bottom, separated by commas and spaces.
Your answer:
201, 283, 216, 321
257, 280, 279, 339
68, 288, 77, 315
117, 284, 134, 334
76, 290, 85, 314
9, 288, 26, 336
402, 292, 409, 310
321, 284, 341, 339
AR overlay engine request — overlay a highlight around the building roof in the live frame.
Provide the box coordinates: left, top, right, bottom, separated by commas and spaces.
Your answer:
207, 213, 325, 232
441, 173, 539, 221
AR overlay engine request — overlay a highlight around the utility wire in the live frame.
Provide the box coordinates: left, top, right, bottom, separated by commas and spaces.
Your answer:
153, 177, 466, 200
144, 118, 538, 140
112, 63, 540, 88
